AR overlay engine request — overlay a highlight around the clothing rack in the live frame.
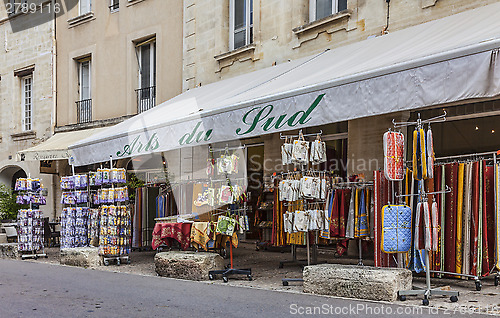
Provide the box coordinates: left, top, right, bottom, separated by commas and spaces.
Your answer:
279, 129, 323, 140
210, 144, 246, 153
398, 186, 460, 305
392, 111, 447, 129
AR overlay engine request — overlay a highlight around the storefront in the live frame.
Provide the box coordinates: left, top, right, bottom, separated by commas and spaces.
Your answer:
15, 3, 500, 289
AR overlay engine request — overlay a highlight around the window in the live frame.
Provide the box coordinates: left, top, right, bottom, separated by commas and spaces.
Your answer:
110, 0, 119, 12
77, 58, 92, 123
21, 75, 32, 131
229, 0, 253, 51
310, 0, 347, 21
79, 0, 91, 15
136, 38, 156, 113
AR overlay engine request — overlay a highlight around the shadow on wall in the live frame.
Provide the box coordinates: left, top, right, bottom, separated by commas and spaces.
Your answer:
3, 0, 78, 33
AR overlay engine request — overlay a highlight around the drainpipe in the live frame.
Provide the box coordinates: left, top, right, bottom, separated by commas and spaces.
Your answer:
51, 0, 57, 219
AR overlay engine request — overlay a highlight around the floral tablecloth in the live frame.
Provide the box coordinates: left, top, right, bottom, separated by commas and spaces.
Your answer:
152, 223, 192, 250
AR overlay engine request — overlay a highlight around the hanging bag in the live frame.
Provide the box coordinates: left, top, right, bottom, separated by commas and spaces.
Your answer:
215, 215, 236, 236
292, 132, 309, 164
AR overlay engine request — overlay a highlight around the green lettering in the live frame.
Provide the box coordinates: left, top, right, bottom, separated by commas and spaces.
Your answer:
274, 114, 288, 129
204, 129, 213, 141
236, 105, 273, 135
299, 94, 325, 125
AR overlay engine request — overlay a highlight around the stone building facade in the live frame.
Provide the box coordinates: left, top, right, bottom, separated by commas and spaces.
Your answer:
0, 1, 56, 217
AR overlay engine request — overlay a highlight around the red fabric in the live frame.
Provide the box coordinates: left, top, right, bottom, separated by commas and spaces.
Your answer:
444, 163, 457, 273
373, 171, 382, 267
152, 223, 192, 250
471, 162, 480, 276
483, 163, 495, 276
433, 165, 443, 272
330, 190, 341, 237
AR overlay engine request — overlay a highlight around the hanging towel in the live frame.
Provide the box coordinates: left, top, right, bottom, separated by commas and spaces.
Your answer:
411, 201, 426, 273
431, 201, 439, 252
346, 188, 355, 239
190, 222, 210, 251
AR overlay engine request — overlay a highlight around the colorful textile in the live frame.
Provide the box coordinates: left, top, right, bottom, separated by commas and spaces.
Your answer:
426, 128, 435, 179
431, 201, 438, 252
383, 131, 405, 181
463, 163, 472, 275
412, 129, 428, 181
190, 222, 210, 251
345, 188, 355, 239
330, 190, 341, 237
471, 162, 480, 276
456, 163, 465, 274
496, 163, 500, 270
152, 222, 192, 250
444, 163, 458, 273
482, 163, 495, 275
320, 192, 333, 239
356, 189, 369, 237
381, 205, 412, 253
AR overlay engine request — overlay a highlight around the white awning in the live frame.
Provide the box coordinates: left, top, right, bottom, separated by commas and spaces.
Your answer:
17, 128, 108, 161
70, 3, 500, 166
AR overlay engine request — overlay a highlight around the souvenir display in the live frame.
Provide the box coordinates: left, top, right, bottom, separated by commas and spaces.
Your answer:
60, 207, 89, 248
99, 205, 131, 257
15, 178, 41, 191
17, 209, 44, 252
310, 135, 327, 164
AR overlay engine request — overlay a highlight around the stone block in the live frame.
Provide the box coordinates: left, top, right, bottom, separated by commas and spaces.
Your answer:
0, 243, 19, 259
0, 234, 7, 243
303, 264, 412, 302
60, 247, 101, 268
155, 251, 224, 281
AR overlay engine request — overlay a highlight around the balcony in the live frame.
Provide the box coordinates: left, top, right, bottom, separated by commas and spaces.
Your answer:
136, 86, 156, 113
109, 2, 119, 12
76, 99, 92, 124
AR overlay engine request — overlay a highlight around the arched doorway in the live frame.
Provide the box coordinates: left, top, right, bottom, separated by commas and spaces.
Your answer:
0, 166, 27, 190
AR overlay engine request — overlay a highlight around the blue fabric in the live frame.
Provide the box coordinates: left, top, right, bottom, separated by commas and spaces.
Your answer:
382, 205, 412, 253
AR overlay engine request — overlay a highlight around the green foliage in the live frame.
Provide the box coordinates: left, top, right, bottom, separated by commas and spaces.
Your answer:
0, 184, 19, 221
126, 173, 145, 201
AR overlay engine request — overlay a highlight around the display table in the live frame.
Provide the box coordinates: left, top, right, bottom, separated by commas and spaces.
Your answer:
152, 223, 192, 250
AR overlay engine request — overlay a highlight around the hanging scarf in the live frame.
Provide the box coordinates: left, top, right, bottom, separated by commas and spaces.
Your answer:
346, 188, 355, 239
426, 128, 435, 179
431, 201, 438, 252
410, 201, 426, 273
357, 189, 369, 237
413, 128, 428, 181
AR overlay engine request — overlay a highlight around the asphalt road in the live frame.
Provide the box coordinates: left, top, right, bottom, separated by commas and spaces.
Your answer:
0, 259, 489, 318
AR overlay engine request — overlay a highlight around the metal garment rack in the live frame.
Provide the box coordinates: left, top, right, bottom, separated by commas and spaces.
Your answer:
208, 205, 253, 283
391, 111, 459, 305
280, 130, 323, 140
332, 182, 374, 266
396, 187, 459, 305
432, 151, 500, 288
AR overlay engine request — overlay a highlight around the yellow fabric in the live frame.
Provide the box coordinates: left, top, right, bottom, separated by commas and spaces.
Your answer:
190, 222, 210, 251
354, 189, 359, 238
419, 128, 428, 180
456, 163, 465, 274
412, 130, 418, 179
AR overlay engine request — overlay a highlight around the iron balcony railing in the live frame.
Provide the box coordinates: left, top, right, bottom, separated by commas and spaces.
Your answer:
76, 99, 92, 124
136, 86, 156, 113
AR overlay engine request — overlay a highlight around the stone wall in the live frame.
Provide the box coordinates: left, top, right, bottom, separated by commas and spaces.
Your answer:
182, 0, 497, 90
